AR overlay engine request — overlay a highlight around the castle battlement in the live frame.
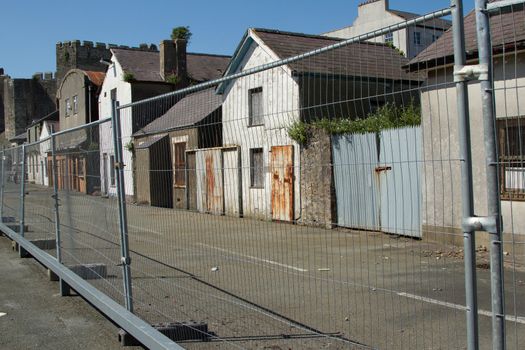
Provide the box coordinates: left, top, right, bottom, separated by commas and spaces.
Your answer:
32, 72, 55, 81
56, 40, 158, 51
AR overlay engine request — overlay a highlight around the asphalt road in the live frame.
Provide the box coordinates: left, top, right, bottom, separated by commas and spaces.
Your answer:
2, 182, 525, 349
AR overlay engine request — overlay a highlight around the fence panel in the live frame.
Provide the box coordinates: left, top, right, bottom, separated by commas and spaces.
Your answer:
2, 2, 525, 349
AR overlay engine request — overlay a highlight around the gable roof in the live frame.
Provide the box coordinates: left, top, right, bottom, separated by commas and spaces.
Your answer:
388, 9, 451, 30
85, 71, 106, 87
134, 87, 222, 136
217, 28, 419, 93
408, 0, 525, 70
57, 69, 106, 98
112, 48, 231, 83
28, 110, 59, 128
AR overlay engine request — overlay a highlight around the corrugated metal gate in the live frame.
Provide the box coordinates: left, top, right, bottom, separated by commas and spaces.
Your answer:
332, 126, 421, 237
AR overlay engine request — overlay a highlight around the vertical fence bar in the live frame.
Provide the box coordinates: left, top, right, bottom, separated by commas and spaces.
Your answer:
111, 100, 134, 313
474, 1, 506, 349
452, 1, 480, 349
51, 134, 61, 263
0, 150, 5, 221
19, 144, 26, 238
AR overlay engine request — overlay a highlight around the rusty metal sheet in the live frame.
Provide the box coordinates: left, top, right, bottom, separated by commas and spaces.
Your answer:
270, 145, 294, 222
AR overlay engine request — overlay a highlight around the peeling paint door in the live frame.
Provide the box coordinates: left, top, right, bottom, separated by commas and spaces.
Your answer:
196, 149, 224, 215
271, 145, 294, 222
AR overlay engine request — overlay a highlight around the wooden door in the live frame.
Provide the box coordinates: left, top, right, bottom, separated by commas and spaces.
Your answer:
271, 145, 294, 222
78, 157, 87, 193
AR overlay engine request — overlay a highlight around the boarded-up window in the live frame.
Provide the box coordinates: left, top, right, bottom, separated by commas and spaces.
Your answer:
249, 87, 263, 126
250, 148, 264, 188
173, 142, 186, 187
110, 155, 116, 186
498, 118, 525, 199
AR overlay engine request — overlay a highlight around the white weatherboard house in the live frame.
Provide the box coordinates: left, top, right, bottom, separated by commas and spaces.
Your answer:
216, 28, 417, 223
98, 43, 230, 198
324, 0, 451, 59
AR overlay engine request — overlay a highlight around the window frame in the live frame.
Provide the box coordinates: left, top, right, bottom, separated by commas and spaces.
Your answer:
384, 32, 393, 44
498, 117, 525, 200
248, 87, 264, 127
65, 98, 71, 116
73, 95, 78, 114
250, 148, 264, 189
413, 31, 422, 46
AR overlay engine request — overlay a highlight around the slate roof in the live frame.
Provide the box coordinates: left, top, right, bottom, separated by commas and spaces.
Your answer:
408, 0, 525, 69
28, 110, 59, 128
112, 49, 231, 83
135, 133, 167, 149
252, 28, 418, 81
134, 87, 222, 136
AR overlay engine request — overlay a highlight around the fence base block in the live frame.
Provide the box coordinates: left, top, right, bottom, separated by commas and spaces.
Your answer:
48, 269, 59, 281
30, 239, 56, 251
60, 279, 71, 296
6, 224, 29, 233
119, 322, 209, 346
11, 241, 30, 258
69, 263, 107, 280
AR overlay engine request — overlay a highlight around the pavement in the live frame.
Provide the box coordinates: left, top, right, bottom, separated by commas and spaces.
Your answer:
1, 182, 525, 349
0, 235, 141, 350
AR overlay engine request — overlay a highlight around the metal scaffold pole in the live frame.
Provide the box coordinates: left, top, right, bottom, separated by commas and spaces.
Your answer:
451, 1, 479, 349
111, 100, 134, 313
474, 1, 506, 349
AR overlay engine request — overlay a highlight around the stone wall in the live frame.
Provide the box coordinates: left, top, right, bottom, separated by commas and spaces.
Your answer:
299, 129, 336, 228
56, 40, 158, 87
2, 72, 56, 140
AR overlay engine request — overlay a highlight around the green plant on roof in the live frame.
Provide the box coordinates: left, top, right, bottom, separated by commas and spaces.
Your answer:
166, 74, 181, 85
385, 41, 405, 56
287, 101, 421, 145
123, 72, 136, 83
171, 26, 192, 42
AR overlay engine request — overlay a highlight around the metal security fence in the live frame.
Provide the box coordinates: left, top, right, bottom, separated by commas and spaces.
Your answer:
0, 1, 524, 349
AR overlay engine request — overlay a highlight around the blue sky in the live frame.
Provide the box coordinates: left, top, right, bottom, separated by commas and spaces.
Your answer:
1, 0, 466, 78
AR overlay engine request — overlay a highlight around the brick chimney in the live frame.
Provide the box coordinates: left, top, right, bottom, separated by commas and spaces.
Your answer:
160, 39, 187, 83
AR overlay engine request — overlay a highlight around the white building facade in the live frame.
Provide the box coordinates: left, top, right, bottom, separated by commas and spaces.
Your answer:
323, 0, 450, 59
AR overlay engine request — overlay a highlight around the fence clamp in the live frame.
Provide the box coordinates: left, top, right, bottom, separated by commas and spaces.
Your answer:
462, 215, 500, 234
119, 256, 131, 266
114, 161, 125, 169
454, 64, 489, 82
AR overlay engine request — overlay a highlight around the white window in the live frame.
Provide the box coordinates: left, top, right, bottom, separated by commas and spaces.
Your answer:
413, 32, 422, 45
65, 98, 71, 116
73, 95, 78, 114
384, 32, 393, 44
250, 148, 264, 188
249, 87, 264, 126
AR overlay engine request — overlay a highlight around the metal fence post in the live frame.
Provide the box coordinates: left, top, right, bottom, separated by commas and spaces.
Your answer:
474, 1, 506, 349
0, 150, 5, 221
111, 100, 134, 313
51, 134, 62, 263
451, 1, 479, 349
19, 145, 26, 238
